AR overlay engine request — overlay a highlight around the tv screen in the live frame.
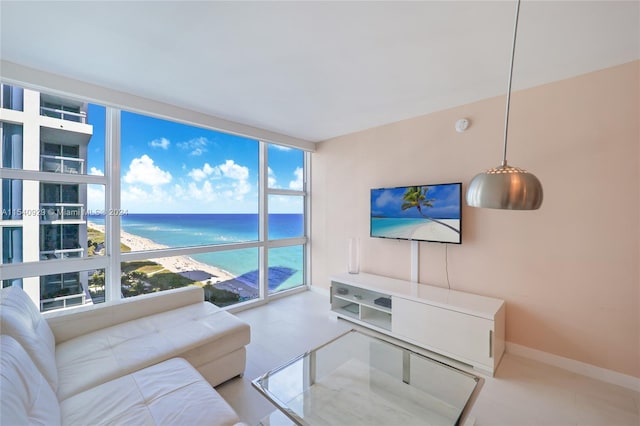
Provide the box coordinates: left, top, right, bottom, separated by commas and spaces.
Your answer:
370, 183, 462, 244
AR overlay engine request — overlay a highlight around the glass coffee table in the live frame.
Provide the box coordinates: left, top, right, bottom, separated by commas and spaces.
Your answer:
252, 330, 480, 426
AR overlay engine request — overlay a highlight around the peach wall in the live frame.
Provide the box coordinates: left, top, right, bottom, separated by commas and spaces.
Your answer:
311, 61, 640, 378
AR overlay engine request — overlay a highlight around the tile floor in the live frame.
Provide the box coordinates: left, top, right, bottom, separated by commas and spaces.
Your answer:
216, 290, 640, 426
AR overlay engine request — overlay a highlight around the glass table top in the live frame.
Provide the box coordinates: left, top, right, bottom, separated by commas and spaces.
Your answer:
252, 330, 479, 426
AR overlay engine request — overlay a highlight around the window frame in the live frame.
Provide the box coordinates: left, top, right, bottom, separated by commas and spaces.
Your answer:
0, 82, 312, 313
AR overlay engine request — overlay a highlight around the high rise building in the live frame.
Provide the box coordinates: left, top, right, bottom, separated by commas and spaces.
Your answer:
1, 84, 94, 311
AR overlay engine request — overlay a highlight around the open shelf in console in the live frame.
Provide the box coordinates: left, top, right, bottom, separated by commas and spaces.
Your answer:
331, 281, 392, 331
333, 302, 360, 320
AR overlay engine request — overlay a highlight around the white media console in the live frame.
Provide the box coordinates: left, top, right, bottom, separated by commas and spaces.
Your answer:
330, 272, 505, 376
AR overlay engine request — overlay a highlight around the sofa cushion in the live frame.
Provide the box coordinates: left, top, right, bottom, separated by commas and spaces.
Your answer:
56, 302, 250, 400
0, 335, 61, 426
46, 286, 207, 344
60, 357, 240, 426
0, 286, 59, 392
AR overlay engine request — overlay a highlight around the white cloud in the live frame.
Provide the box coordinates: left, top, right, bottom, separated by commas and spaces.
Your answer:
268, 167, 277, 188
173, 183, 186, 198
270, 145, 292, 151
269, 194, 304, 214
231, 179, 251, 200
219, 160, 249, 180
89, 167, 104, 176
149, 137, 170, 150
216, 160, 251, 200
177, 137, 208, 156
289, 167, 304, 190
188, 169, 207, 181
169, 181, 222, 204
121, 185, 174, 213
187, 160, 248, 183
186, 180, 217, 202
375, 189, 398, 208
188, 163, 218, 182
123, 155, 172, 185
174, 159, 254, 207
122, 185, 149, 201
206, 160, 251, 200
87, 184, 105, 211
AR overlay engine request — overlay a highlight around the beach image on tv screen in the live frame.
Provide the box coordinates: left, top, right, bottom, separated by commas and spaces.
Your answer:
370, 183, 461, 243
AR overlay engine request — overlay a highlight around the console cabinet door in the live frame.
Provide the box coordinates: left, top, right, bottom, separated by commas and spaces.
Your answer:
392, 297, 494, 369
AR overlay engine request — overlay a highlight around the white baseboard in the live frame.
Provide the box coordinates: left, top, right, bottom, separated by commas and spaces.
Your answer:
506, 342, 640, 392
307, 286, 639, 392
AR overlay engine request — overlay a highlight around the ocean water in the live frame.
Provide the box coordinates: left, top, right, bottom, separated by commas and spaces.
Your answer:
371, 217, 429, 237
89, 214, 304, 291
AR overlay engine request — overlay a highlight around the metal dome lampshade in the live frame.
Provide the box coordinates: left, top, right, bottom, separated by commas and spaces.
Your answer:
466, 0, 543, 210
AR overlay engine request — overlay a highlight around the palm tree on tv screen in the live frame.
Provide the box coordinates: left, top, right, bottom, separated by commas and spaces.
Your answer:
401, 186, 460, 234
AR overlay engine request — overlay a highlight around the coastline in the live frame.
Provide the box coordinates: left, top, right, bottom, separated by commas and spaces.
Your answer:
373, 218, 460, 243
87, 222, 259, 299
409, 219, 460, 243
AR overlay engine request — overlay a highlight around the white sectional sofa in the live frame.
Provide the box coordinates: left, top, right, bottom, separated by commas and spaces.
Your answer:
0, 285, 251, 425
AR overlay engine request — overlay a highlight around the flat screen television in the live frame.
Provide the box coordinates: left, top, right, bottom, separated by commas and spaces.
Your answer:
370, 182, 462, 244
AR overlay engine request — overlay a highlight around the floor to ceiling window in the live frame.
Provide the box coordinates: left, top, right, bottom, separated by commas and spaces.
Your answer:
0, 82, 310, 312
266, 144, 307, 294
1, 84, 106, 309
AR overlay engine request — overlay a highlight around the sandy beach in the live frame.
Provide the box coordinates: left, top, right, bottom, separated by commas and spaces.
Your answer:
88, 222, 259, 299
381, 219, 461, 243
409, 219, 460, 243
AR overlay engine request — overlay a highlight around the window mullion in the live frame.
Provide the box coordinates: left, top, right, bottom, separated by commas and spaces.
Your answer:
104, 107, 121, 301
304, 151, 311, 288
259, 141, 268, 300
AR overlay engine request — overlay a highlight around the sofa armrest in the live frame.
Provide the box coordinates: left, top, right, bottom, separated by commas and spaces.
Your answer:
45, 286, 206, 343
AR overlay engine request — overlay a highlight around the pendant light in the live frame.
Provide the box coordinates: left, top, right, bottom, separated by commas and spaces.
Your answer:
466, 0, 543, 210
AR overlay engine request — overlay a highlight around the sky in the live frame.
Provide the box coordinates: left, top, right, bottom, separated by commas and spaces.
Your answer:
371, 184, 461, 219
86, 105, 304, 214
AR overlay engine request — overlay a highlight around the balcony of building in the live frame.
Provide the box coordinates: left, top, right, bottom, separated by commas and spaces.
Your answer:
40, 272, 86, 311
39, 94, 93, 146
39, 247, 84, 260
40, 292, 86, 312
40, 154, 84, 174
40, 94, 87, 123
40, 223, 84, 260
40, 203, 84, 223
40, 272, 85, 311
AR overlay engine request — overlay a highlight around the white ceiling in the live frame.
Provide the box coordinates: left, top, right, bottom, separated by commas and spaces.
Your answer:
1, 1, 638, 142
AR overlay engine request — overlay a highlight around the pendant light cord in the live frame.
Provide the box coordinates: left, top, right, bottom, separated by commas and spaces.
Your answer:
502, 0, 521, 167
